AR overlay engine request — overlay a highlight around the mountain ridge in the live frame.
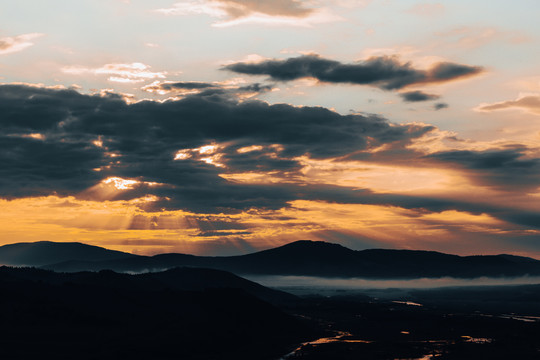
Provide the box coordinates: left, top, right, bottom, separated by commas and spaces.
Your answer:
2, 240, 540, 279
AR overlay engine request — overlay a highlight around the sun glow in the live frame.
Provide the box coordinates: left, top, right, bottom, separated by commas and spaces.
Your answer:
174, 143, 226, 167
103, 177, 139, 190
237, 145, 264, 153
174, 150, 192, 160
297, 157, 465, 193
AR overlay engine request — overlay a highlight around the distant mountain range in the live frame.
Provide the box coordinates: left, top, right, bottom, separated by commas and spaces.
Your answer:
2, 240, 540, 279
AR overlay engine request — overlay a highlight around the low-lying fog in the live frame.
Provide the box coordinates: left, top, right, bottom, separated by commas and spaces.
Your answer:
244, 275, 540, 290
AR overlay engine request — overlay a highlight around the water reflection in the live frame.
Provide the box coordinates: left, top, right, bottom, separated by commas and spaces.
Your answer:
280, 331, 372, 359
393, 300, 423, 307
461, 335, 493, 344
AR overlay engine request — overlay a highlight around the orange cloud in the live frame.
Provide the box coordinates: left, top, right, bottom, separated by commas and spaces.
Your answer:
0, 33, 44, 55
475, 94, 540, 115
436, 26, 531, 49
156, 0, 342, 27
62, 63, 167, 83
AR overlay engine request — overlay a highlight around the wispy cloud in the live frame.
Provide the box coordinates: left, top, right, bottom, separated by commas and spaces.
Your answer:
142, 79, 273, 99
475, 94, 540, 115
0, 33, 44, 55
436, 26, 531, 49
155, 0, 341, 27
62, 63, 167, 83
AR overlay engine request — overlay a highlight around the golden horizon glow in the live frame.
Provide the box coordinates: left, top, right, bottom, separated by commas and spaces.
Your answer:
1, 195, 538, 258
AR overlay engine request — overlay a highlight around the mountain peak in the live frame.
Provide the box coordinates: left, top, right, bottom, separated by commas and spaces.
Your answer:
274, 240, 350, 250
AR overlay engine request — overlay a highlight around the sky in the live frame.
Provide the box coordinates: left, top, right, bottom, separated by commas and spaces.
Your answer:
1, 0, 539, 257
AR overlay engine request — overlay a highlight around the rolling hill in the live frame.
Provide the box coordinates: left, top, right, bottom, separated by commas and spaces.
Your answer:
3, 240, 540, 278
0, 266, 314, 359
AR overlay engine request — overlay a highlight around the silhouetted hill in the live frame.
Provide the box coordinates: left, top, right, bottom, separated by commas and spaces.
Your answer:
0, 241, 135, 266
0, 265, 296, 306
8, 240, 540, 278
0, 266, 316, 360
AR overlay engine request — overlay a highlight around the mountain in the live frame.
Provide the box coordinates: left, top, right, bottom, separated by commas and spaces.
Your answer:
0, 266, 315, 360
0, 241, 135, 266
5, 239, 540, 279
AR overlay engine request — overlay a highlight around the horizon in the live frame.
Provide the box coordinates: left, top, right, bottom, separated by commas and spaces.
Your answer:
1, 1, 539, 258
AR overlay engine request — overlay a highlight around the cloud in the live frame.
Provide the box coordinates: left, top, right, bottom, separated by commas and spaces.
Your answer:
475, 94, 540, 115
0, 33, 44, 55
147, 81, 217, 91
0, 83, 433, 212
142, 80, 274, 97
2, 83, 539, 235
62, 63, 167, 83
224, 54, 483, 91
436, 26, 531, 49
426, 148, 540, 192
399, 90, 440, 102
0, 135, 105, 198
157, 0, 312, 18
434, 102, 448, 110
156, 0, 341, 26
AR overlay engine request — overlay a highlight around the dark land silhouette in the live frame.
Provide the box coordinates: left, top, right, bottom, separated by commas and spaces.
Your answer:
1, 265, 540, 359
3, 240, 540, 359
0, 266, 318, 359
0, 240, 135, 266
4, 240, 540, 278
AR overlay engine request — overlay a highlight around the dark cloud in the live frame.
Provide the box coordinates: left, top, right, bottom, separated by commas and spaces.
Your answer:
194, 231, 253, 237
427, 148, 540, 191
223, 55, 483, 91
434, 102, 449, 110
399, 90, 440, 102
0, 84, 432, 211
341, 191, 540, 230
237, 83, 274, 93
142, 80, 273, 97
126, 214, 247, 232
2, 84, 537, 231
147, 81, 217, 91
0, 135, 105, 198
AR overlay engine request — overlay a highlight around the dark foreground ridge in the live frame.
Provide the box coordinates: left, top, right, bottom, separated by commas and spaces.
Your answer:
3, 240, 540, 278
0, 266, 316, 360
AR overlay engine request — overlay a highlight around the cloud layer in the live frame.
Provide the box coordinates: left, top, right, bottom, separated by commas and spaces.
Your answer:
0, 84, 433, 212
1, 84, 539, 236
62, 63, 167, 83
